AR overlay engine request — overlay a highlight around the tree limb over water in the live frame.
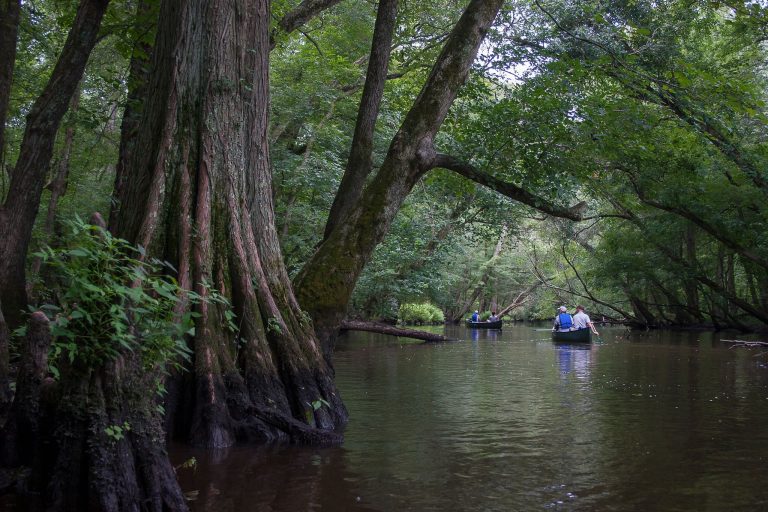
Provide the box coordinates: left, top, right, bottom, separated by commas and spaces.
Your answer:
432, 153, 588, 221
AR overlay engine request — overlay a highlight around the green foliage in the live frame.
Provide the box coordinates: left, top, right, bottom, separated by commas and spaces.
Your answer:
398, 303, 445, 324
34, 218, 203, 372
104, 421, 131, 441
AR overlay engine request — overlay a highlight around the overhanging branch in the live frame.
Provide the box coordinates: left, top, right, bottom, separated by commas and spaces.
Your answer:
272, 0, 345, 47
433, 153, 587, 221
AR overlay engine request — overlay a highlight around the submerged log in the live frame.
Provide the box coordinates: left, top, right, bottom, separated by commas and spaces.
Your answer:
340, 320, 450, 342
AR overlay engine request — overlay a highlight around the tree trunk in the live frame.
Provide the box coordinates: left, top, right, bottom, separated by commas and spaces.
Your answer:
38, 348, 188, 511
0, 299, 11, 419
683, 223, 702, 321
295, 0, 505, 350
0, 0, 110, 329
29, 87, 82, 285
108, 0, 155, 230
0, 0, 21, 171
0, 312, 51, 469
110, 0, 346, 449
324, 0, 398, 238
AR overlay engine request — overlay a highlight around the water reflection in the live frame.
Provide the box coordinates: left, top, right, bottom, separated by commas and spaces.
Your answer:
467, 327, 501, 343
173, 445, 376, 512
173, 325, 768, 512
555, 344, 593, 380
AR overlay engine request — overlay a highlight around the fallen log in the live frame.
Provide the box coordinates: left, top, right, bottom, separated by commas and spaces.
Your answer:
340, 320, 450, 342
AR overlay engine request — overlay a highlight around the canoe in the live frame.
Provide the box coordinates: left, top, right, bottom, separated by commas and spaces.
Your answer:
551, 329, 591, 343
466, 320, 502, 329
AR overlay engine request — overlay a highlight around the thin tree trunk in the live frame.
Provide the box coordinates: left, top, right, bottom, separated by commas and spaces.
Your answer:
683, 223, 702, 320
108, 0, 155, 231
0, 311, 51, 468
324, 0, 398, 238
0, 0, 21, 172
0, 299, 10, 418
29, 86, 82, 284
0, 0, 110, 329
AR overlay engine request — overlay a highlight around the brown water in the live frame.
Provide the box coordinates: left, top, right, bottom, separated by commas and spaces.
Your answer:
174, 325, 768, 511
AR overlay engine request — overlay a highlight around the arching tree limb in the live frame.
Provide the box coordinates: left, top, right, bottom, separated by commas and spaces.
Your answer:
273, 0, 345, 46
433, 153, 588, 221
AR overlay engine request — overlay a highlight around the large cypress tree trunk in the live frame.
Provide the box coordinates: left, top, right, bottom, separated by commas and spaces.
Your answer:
295, 0, 505, 349
110, 0, 345, 448
0, 0, 110, 329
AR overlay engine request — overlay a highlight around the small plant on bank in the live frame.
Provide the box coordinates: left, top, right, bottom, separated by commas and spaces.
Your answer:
31, 218, 228, 374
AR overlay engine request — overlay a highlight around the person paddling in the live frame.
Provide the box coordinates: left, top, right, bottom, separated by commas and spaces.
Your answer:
573, 305, 599, 335
553, 306, 573, 332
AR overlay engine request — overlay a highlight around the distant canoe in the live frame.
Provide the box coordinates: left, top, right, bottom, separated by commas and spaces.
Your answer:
551, 329, 591, 343
466, 320, 502, 329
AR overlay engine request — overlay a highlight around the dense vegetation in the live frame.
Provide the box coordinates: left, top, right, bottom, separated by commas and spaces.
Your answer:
0, 0, 767, 508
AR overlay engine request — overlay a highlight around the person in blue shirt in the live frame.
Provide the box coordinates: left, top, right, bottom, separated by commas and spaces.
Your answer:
553, 306, 573, 332
471, 310, 480, 322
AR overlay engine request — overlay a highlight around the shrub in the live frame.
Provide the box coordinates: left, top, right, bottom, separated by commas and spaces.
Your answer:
30, 218, 230, 374
398, 303, 445, 324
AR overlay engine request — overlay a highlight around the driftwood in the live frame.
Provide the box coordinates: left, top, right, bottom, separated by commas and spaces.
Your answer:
340, 320, 450, 342
722, 339, 768, 348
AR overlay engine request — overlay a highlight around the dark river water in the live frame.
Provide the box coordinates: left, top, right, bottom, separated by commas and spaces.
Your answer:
174, 325, 768, 511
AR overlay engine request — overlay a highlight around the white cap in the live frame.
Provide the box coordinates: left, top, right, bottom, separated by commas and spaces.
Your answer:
559, 306, 567, 312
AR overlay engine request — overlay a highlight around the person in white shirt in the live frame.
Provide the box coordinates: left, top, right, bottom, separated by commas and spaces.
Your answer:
572, 305, 599, 335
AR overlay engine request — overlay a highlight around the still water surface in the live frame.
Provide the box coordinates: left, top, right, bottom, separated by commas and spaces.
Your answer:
175, 325, 768, 511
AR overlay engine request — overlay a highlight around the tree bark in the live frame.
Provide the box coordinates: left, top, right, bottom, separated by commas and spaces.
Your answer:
0, 311, 51, 468
0, 0, 21, 171
38, 353, 188, 511
29, 87, 82, 284
295, 0, 505, 351
0, 299, 12, 419
110, 0, 346, 449
108, 0, 155, 231
683, 223, 702, 321
0, 0, 110, 329
324, 0, 398, 238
